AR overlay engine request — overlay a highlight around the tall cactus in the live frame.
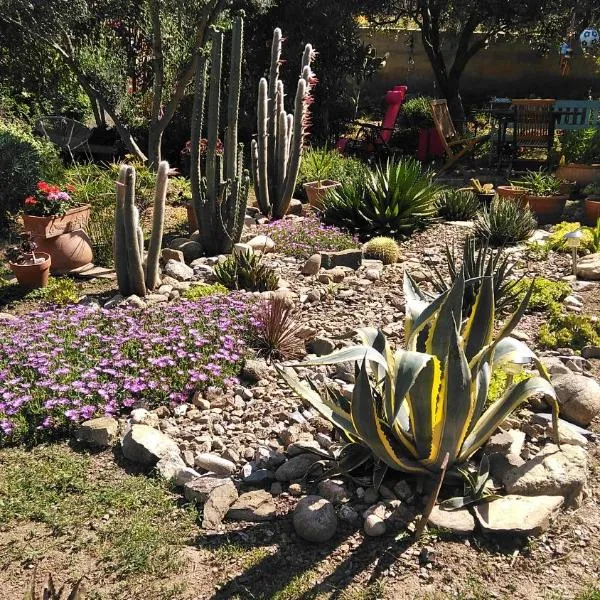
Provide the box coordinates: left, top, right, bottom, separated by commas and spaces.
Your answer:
251, 29, 315, 220
190, 16, 249, 256
114, 161, 169, 297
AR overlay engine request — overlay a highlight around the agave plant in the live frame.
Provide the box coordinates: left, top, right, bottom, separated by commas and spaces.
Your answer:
474, 197, 537, 247
322, 158, 442, 238
427, 237, 523, 317
214, 249, 279, 292
278, 270, 559, 478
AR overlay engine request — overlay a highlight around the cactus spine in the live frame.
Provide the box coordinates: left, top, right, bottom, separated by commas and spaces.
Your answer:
251, 29, 314, 220
114, 161, 169, 297
190, 16, 249, 256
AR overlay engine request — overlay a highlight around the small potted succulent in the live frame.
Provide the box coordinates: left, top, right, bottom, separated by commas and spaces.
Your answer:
302, 149, 342, 209
583, 182, 600, 225
6, 232, 51, 289
466, 178, 495, 206
511, 170, 566, 224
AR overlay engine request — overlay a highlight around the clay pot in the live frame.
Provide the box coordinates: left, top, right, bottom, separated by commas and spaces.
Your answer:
523, 194, 567, 225
584, 197, 600, 226
497, 186, 528, 200
33, 230, 94, 274
304, 180, 342, 210
9, 252, 51, 289
22, 204, 91, 237
555, 164, 600, 186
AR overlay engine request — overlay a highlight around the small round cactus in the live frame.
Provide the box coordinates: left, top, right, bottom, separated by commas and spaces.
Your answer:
363, 236, 401, 265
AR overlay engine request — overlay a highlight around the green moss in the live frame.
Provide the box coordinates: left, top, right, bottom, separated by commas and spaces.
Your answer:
183, 282, 228, 300
515, 277, 571, 312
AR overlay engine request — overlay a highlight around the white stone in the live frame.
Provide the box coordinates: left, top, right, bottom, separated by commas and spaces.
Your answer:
247, 235, 275, 253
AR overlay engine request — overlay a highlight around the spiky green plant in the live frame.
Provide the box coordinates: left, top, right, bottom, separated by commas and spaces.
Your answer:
190, 17, 250, 255
278, 270, 559, 478
474, 197, 537, 247
437, 189, 480, 221
114, 161, 169, 297
428, 237, 523, 316
214, 249, 279, 292
251, 28, 315, 219
363, 236, 401, 264
25, 569, 83, 600
511, 170, 562, 197
322, 158, 442, 238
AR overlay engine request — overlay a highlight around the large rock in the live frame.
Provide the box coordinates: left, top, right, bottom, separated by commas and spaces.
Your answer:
203, 481, 239, 529
309, 336, 335, 356
76, 417, 118, 448
170, 238, 203, 262
293, 495, 337, 542
194, 452, 237, 476
474, 495, 564, 536
302, 254, 321, 276
164, 259, 194, 281
551, 374, 600, 427
121, 425, 179, 465
317, 479, 350, 504
428, 506, 475, 535
503, 444, 588, 506
247, 235, 275, 253
184, 476, 233, 503
130, 408, 160, 429
540, 356, 571, 376
227, 490, 277, 522
156, 453, 201, 486
275, 454, 320, 481
161, 248, 185, 264
576, 253, 600, 280
241, 359, 270, 383
320, 249, 363, 270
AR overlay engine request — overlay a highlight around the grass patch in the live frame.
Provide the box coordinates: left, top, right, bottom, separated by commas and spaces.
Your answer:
212, 542, 271, 570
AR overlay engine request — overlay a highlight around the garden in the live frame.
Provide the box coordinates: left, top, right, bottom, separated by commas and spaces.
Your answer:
1, 2, 600, 600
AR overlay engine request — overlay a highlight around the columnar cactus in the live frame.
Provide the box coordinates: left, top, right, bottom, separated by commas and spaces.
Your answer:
114, 161, 169, 297
251, 29, 315, 220
190, 16, 250, 256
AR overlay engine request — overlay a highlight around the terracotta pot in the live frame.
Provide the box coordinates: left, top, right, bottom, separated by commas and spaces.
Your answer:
584, 197, 600, 226
304, 180, 342, 210
523, 194, 567, 225
33, 230, 94, 274
186, 203, 198, 234
555, 164, 600, 186
22, 205, 91, 238
497, 185, 528, 200
9, 252, 51, 289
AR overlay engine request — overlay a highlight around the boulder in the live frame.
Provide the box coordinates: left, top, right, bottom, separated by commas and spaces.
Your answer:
484, 429, 525, 456
121, 425, 179, 465
233, 243, 253, 257
247, 235, 275, 253
156, 453, 201, 486
203, 481, 239, 529
275, 454, 320, 481
170, 238, 203, 262
161, 248, 185, 263
227, 490, 277, 522
164, 259, 194, 281
576, 253, 600, 280
551, 374, 600, 427
287, 199, 303, 215
320, 249, 362, 270
184, 476, 233, 503
309, 336, 336, 356
302, 254, 321, 276
428, 506, 475, 535
241, 359, 270, 383
540, 356, 571, 376
76, 417, 119, 448
130, 408, 160, 429
317, 479, 350, 504
194, 452, 237, 476
503, 444, 588, 506
581, 345, 600, 359
293, 495, 337, 542
474, 495, 564, 536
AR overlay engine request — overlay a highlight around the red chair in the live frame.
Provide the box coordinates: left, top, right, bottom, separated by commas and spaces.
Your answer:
337, 85, 407, 159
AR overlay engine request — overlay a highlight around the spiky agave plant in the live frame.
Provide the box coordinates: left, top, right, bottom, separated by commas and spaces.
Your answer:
278, 269, 560, 477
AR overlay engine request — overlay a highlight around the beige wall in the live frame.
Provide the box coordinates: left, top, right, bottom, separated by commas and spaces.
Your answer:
361, 28, 598, 104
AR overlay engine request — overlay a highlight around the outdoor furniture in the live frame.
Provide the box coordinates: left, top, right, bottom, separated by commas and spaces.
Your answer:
554, 100, 600, 130
337, 85, 407, 159
35, 116, 93, 161
429, 99, 490, 172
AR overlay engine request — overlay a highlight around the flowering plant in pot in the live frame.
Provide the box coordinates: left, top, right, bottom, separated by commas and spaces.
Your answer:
6, 232, 51, 289
511, 170, 566, 224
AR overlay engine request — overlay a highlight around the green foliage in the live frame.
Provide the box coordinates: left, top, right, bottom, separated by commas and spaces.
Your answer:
545, 221, 598, 253
0, 117, 63, 228
279, 272, 559, 478
439, 455, 499, 510
214, 250, 279, 292
474, 197, 537, 246
183, 283, 227, 300
86, 206, 115, 268
515, 277, 570, 312
437, 189, 480, 221
322, 158, 442, 238
297, 149, 370, 194
539, 307, 600, 350
401, 96, 435, 128
26, 276, 80, 305
363, 236, 401, 264
560, 129, 600, 164
583, 182, 600, 197
487, 367, 531, 404
511, 170, 562, 196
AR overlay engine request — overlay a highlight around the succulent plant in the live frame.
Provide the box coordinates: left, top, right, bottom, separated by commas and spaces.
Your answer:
214, 249, 279, 292
437, 189, 480, 221
474, 197, 537, 247
363, 236, 401, 264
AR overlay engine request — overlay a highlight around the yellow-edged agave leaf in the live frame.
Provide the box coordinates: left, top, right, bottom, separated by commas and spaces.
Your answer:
492, 336, 549, 380
286, 345, 390, 374
463, 274, 495, 362
392, 349, 432, 425
405, 293, 449, 353
356, 327, 394, 383
458, 376, 559, 461
466, 361, 492, 437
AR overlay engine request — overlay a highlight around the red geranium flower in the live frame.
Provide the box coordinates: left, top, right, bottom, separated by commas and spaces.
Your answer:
24, 196, 37, 205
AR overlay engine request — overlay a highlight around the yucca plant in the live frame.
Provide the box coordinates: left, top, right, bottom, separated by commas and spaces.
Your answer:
214, 249, 279, 292
322, 158, 442, 238
278, 270, 559, 479
427, 237, 523, 316
474, 197, 537, 247
437, 189, 480, 221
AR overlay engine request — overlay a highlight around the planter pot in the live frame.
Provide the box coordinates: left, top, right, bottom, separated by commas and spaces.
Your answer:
555, 163, 600, 186
22, 205, 91, 238
523, 194, 567, 225
9, 252, 51, 289
417, 127, 444, 162
497, 186, 529, 201
186, 203, 199, 234
558, 181, 576, 197
33, 230, 94, 275
584, 197, 600, 226
475, 191, 496, 207
304, 180, 342, 210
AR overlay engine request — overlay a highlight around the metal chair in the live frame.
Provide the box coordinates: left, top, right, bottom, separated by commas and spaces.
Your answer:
35, 116, 93, 161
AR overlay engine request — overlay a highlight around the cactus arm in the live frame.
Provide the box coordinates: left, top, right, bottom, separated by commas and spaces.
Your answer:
301, 43, 313, 75
276, 110, 288, 203
136, 223, 144, 263
224, 16, 243, 182
122, 166, 147, 297
114, 165, 131, 296
206, 29, 223, 207
145, 160, 169, 290
255, 78, 270, 214
190, 52, 208, 232
250, 138, 260, 209
267, 28, 282, 195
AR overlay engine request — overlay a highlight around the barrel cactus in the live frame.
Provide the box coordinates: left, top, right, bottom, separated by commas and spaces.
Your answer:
363, 236, 401, 264
251, 28, 315, 220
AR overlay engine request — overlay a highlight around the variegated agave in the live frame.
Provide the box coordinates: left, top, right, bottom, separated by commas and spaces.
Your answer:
278, 270, 560, 476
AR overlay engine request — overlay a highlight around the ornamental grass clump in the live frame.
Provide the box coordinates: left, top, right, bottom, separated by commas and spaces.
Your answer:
0, 295, 250, 444
266, 215, 357, 259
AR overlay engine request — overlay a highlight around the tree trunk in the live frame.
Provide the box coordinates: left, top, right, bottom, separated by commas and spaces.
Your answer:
147, 125, 163, 170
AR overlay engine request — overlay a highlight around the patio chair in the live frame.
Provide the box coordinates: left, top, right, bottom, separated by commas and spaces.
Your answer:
35, 116, 93, 161
429, 99, 490, 172
337, 85, 407, 159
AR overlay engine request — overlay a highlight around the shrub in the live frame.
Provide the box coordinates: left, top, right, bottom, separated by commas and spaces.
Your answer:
474, 197, 537, 246
437, 189, 480, 221
401, 96, 435, 128
322, 158, 442, 238
26, 276, 80, 305
514, 277, 571, 312
363, 236, 401, 264
560, 128, 600, 164
214, 250, 279, 292
545, 221, 598, 253
539, 308, 600, 350
266, 215, 357, 259
0, 295, 249, 444
0, 118, 63, 228
183, 283, 228, 300
87, 206, 115, 268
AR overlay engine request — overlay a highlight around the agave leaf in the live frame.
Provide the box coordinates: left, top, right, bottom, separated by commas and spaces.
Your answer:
467, 360, 491, 436
462, 274, 495, 363
405, 287, 450, 352
338, 443, 373, 473
392, 349, 433, 426
373, 460, 388, 491
356, 327, 394, 383
439, 491, 500, 511
285, 345, 389, 374
475, 454, 491, 496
